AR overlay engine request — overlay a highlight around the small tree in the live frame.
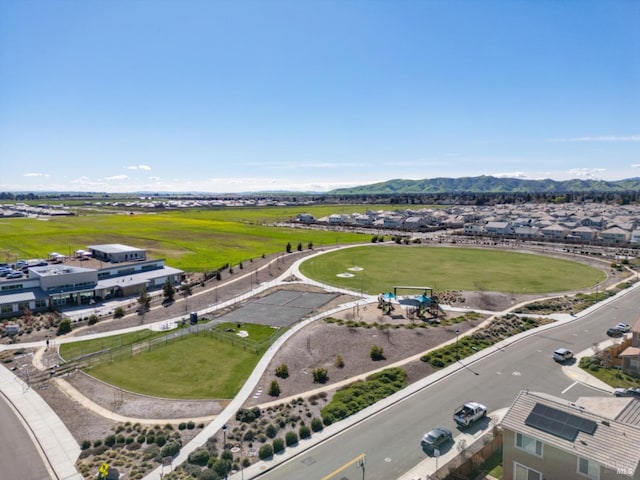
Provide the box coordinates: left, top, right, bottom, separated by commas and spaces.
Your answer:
370, 345, 385, 361
163, 279, 175, 302
137, 286, 150, 312
56, 318, 72, 336
334, 355, 345, 369
275, 363, 289, 378
308, 241, 314, 250
286, 242, 292, 253
312, 367, 328, 384
268, 380, 281, 397
297, 242, 303, 252
285, 431, 298, 447
113, 306, 125, 319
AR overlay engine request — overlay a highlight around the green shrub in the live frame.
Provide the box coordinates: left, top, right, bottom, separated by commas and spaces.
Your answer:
104, 434, 116, 447
272, 437, 285, 453
370, 345, 385, 361
265, 423, 278, 439
312, 367, 328, 384
275, 363, 289, 378
56, 319, 72, 336
285, 431, 298, 447
81, 440, 91, 450
187, 421, 195, 430
268, 379, 281, 397
188, 448, 210, 466
311, 417, 324, 432
236, 407, 261, 423
334, 355, 345, 368
299, 425, 311, 439
258, 444, 273, 460
155, 435, 167, 447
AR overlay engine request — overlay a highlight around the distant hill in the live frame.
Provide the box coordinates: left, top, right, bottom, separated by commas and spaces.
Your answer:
328, 176, 640, 195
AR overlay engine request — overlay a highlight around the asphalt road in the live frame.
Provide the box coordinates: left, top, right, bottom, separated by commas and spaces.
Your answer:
0, 396, 51, 480
256, 287, 638, 480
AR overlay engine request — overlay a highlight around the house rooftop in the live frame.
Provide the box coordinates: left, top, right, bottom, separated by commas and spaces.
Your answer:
501, 390, 640, 473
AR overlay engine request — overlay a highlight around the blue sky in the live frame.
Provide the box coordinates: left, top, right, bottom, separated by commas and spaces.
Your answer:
1, 0, 638, 193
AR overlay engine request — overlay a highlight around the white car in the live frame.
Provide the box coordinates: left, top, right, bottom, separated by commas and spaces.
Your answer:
615, 323, 631, 333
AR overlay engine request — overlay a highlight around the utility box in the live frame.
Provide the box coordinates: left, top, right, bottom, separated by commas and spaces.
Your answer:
190, 312, 198, 324
5, 323, 20, 336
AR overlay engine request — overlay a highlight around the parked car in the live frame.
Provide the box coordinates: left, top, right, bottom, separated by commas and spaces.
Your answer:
615, 323, 631, 333
607, 327, 625, 337
421, 427, 453, 451
6, 271, 23, 279
613, 387, 640, 398
553, 348, 573, 363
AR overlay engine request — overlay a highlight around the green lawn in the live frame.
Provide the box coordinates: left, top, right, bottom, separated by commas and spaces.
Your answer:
299, 245, 605, 294
0, 206, 374, 272
83, 326, 278, 399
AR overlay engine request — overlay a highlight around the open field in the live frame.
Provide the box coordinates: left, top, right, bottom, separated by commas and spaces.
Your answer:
299, 244, 606, 294
0, 206, 376, 271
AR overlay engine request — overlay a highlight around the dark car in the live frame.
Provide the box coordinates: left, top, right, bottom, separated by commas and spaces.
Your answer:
607, 327, 625, 337
613, 387, 640, 398
421, 427, 453, 451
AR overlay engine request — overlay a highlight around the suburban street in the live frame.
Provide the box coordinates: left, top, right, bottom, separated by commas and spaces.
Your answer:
0, 396, 51, 480
254, 286, 638, 480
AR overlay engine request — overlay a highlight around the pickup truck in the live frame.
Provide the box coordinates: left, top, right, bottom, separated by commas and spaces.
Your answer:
453, 402, 487, 427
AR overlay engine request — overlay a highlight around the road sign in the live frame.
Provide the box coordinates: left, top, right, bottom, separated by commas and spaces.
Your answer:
98, 463, 109, 479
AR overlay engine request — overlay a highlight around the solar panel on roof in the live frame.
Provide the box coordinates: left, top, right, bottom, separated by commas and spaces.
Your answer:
525, 403, 597, 441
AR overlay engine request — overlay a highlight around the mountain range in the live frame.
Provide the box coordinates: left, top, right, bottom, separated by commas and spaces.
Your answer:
328, 176, 640, 195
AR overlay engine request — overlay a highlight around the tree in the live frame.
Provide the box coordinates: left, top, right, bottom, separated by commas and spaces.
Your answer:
286, 242, 292, 253
297, 242, 303, 252
56, 318, 72, 336
334, 355, 345, 369
137, 286, 150, 312
268, 380, 281, 397
163, 279, 175, 302
307, 241, 314, 250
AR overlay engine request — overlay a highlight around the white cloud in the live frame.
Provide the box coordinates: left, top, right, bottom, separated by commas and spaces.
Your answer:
567, 168, 606, 180
493, 172, 528, 179
126, 165, 152, 170
106, 175, 129, 181
632, 164, 640, 169
555, 135, 640, 142
23, 173, 50, 177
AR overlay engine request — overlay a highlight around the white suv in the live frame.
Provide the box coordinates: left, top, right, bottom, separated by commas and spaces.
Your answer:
553, 348, 573, 363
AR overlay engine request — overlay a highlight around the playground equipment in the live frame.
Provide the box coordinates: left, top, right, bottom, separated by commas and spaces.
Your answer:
378, 286, 441, 319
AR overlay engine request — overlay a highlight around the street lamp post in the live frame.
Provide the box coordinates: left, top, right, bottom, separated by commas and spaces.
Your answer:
455, 328, 460, 360
222, 424, 228, 479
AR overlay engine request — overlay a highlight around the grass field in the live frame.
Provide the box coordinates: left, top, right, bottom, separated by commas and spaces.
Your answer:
299, 244, 605, 294
59, 329, 170, 361
81, 323, 280, 399
0, 205, 381, 271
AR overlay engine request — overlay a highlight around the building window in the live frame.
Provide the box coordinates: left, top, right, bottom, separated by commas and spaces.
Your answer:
515, 432, 543, 457
514, 462, 541, 480
578, 457, 600, 480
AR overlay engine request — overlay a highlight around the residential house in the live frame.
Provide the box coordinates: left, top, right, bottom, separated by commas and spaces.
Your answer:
569, 226, 598, 243
540, 224, 568, 240
630, 229, 640, 244
599, 227, 630, 244
620, 314, 640, 378
484, 221, 513, 236
501, 390, 640, 480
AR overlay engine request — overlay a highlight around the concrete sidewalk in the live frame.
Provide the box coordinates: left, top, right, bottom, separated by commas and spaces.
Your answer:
0, 364, 82, 480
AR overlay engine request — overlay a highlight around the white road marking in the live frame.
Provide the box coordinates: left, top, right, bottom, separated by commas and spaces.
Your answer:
562, 381, 578, 394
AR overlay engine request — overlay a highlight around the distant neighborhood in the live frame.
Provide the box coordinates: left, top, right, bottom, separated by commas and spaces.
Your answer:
295, 203, 640, 246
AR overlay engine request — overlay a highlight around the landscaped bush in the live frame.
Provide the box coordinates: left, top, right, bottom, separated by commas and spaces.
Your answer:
312, 367, 328, 384
299, 425, 311, 439
321, 368, 407, 422
188, 447, 210, 466
285, 431, 298, 447
311, 417, 324, 432
265, 423, 278, 439
268, 379, 281, 397
272, 437, 285, 453
235, 407, 261, 423
258, 444, 273, 460
370, 345, 385, 361
81, 440, 91, 450
275, 363, 289, 378
104, 434, 116, 447
334, 355, 345, 368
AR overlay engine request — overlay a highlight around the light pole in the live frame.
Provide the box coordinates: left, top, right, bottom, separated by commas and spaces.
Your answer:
222, 424, 228, 479
455, 328, 460, 360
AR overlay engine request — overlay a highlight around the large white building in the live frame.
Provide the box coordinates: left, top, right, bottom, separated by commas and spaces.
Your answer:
0, 244, 183, 319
